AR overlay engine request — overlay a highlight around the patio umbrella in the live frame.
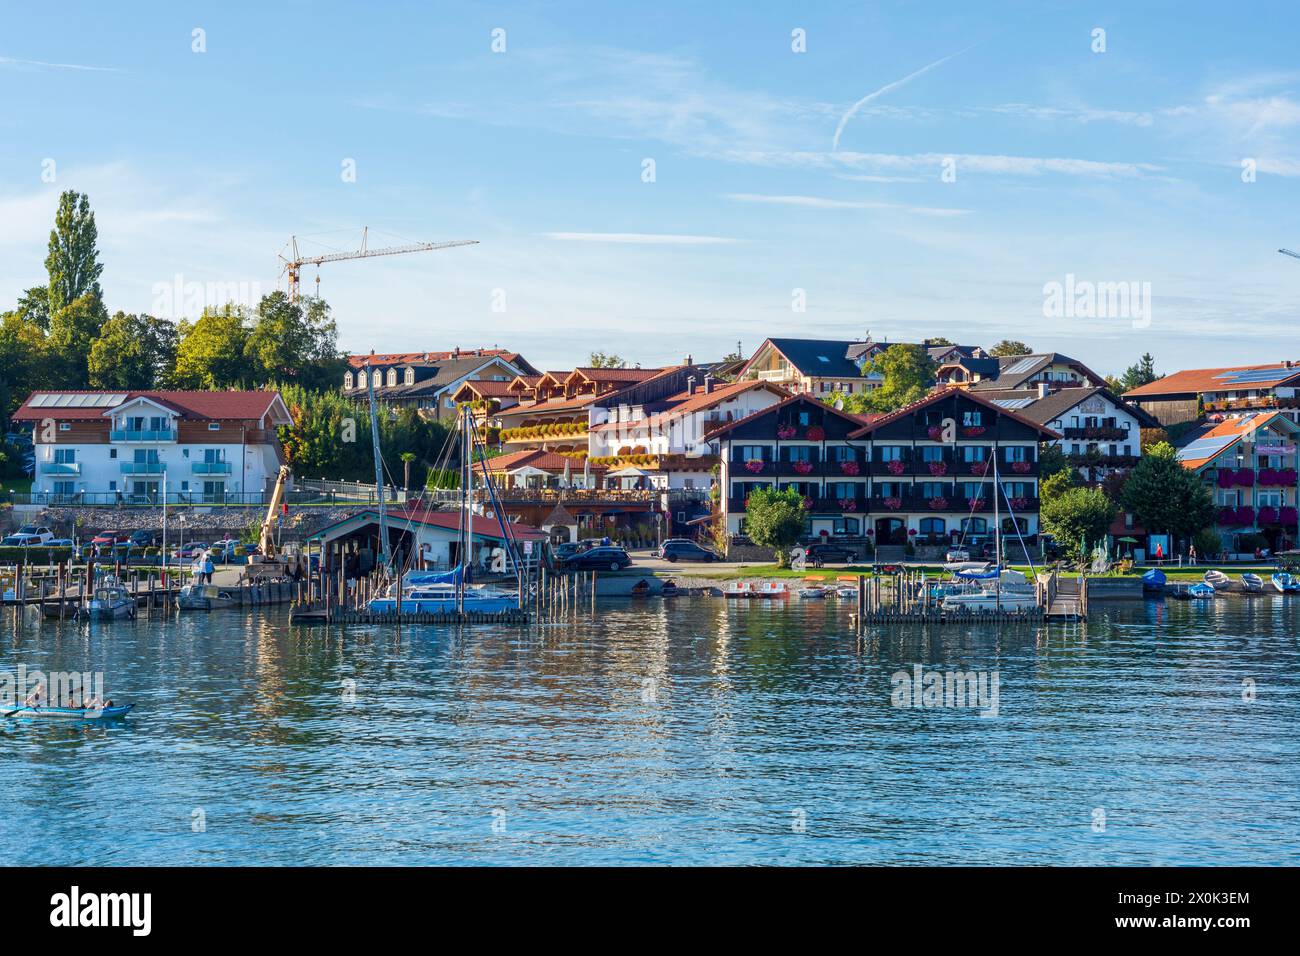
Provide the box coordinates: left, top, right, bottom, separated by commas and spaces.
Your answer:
583, 456, 590, 489
562, 456, 571, 489
1116, 536, 1139, 543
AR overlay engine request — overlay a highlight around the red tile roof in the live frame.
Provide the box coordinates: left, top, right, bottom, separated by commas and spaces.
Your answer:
848, 387, 1060, 438
452, 379, 517, 398
589, 380, 789, 431
318, 504, 548, 540
1176, 412, 1299, 469
1125, 362, 1300, 398
346, 349, 521, 369
11, 390, 291, 423
567, 366, 668, 384
701, 392, 873, 442
480, 450, 604, 473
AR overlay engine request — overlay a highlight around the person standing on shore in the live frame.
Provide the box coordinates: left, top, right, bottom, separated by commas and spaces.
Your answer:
202, 553, 215, 584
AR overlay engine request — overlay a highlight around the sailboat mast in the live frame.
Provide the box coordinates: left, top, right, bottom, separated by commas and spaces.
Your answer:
993, 453, 1002, 611
367, 363, 389, 568
457, 405, 468, 614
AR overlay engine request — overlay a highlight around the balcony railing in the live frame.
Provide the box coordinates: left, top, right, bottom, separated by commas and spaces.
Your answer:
191, 461, 233, 474
110, 429, 174, 442
1062, 426, 1129, 440
38, 461, 81, 475
1068, 454, 1139, 469
121, 461, 167, 474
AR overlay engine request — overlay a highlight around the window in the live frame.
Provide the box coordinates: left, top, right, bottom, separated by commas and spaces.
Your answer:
404, 368, 415, 385
833, 516, 860, 534
798, 410, 811, 426
59, 423, 71, 432
919, 517, 945, 535
386, 369, 397, 387
962, 410, 982, 426
209, 422, 221, 431
108, 481, 116, 491
54, 448, 75, 463
737, 445, 768, 462
53, 481, 75, 496
877, 446, 905, 462
109, 449, 117, 459
960, 517, 988, 534
961, 446, 987, 462
1004, 446, 1030, 462
344, 372, 354, 389
920, 446, 945, 461
918, 482, 946, 498
786, 446, 813, 462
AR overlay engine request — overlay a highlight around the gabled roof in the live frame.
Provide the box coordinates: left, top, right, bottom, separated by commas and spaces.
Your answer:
1176, 411, 1300, 470
701, 392, 874, 442
967, 353, 1106, 391
349, 356, 516, 398
308, 505, 548, 541
1125, 362, 1300, 398
977, 385, 1160, 429
451, 379, 517, 399
345, 348, 535, 374
566, 366, 663, 385
847, 387, 1061, 439
741, 338, 868, 380
11, 390, 292, 425
481, 449, 604, 474
591, 380, 790, 431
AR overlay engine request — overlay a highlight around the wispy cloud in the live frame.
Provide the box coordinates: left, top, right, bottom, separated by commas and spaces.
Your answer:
0, 55, 118, 72
724, 193, 968, 217
715, 148, 1160, 179
543, 232, 743, 244
832, 46, 976, 150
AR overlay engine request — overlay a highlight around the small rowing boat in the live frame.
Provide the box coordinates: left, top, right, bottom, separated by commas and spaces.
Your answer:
1186, 582, 1216, 599
1241, 573, 1265, 593
3, 703, 133, 721
1204, 569, 1231, 591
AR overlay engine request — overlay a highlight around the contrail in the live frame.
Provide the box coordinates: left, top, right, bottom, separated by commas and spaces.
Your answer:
0, 55, 119, 72
832, 45, 977, 151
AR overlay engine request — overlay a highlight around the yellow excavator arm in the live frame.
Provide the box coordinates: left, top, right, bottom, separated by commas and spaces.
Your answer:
258, 465, 292, 558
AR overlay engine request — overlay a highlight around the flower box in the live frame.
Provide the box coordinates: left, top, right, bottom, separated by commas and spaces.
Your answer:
1011, 460, 1032, 474
883, 496, 903, 511
928, 497, 949, 510
837, 498, 858, 512
968, 497, 987, 511
744, 459, 765, 474
1009, 496, 1029, 511
1257, 506, 1280, 524
926, 425, 944, 441
805, 426, 826, 441
839, 460, 861, 476
928, 461, 948, 476
962, 426, 986, 437
969, 461, 989, 476
776, 425, 797, 440
793, 460, 814, 475
886, 459, 906, 476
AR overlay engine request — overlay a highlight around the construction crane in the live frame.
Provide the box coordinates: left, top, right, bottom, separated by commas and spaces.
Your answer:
279, 227, 478, 301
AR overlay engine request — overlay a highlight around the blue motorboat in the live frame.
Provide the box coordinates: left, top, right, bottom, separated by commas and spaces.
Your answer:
1185, 582, 1216, 599
1142, 568, 1166, 592
1271, 572, 1300, 594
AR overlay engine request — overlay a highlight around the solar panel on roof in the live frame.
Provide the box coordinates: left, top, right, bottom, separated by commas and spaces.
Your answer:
1003, 357, 1040, 375
992, 397, 1036, 409
1177, 435, 1238, 460
1214, 367, 1292, 384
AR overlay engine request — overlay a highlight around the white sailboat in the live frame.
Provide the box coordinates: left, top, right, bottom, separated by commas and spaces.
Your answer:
940, 456, 1040, 612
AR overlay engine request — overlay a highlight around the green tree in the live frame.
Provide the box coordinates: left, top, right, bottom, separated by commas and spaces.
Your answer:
1120, 442, 1215, 540
1038, 444, 1072, 481
88, 312, 179, 389
859, 343, 936, 413
47, 292, 108, 386
14, 287, 50, 330
172, 306, 250, 388
45, 190, 104, 314
989, 340, 1032, 357
923, 336, 954, 346
243, 292, 343, 389
0, 312, 52, 416
588, 351, 627, 369
1116, 352, 1159, 393
1039, 467, 1079, 505
399, 451, 416, 492
1040, 486, 1117, 560
742, 486, 807, 566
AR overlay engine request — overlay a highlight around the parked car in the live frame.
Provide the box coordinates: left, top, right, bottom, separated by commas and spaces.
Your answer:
802, 542, 858, 567
128, 529, 161, 548
658, 539, 719, 563
562, 546, 632, 571
11, 525, 54, 545
91, 530, 130, 548
1, 535, 29, 547
46, 538, 76, 549
945, 547, 971, 562
172, 542, 209, 561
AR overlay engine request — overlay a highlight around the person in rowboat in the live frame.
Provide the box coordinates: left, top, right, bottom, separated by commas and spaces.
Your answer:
24, 683, 45, 708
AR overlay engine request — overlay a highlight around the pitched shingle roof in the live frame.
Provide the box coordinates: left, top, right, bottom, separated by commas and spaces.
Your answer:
11, 390, 291, 423
1125, 362, 1300, 398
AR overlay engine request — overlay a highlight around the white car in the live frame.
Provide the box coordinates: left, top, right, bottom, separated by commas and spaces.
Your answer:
944, 547, 970, 563
11, 525, 54, 545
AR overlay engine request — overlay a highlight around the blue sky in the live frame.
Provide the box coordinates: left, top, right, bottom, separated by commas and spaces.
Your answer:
3, 0, 1300, 377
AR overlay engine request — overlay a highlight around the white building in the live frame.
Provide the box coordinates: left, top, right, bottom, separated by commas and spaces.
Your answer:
12, 390, 293, 504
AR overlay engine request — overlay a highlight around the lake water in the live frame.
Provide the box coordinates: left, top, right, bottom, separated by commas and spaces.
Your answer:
2, 596, 1297, 865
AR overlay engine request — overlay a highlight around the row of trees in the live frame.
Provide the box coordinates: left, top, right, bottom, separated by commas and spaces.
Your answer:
1, 191, 346, 417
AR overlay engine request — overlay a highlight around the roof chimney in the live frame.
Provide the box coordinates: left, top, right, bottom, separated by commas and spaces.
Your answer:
1037, 381, 1050, 399
453, 346, 460, 359
686, 375, 696, 395
685, 353, 693, 365
704, 374, 715, 394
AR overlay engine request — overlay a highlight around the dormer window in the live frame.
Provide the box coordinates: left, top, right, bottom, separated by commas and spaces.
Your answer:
386, 369, 397, 387
344, 372, 354, 389
404, 367, 415, 385
373, 370, 383, 388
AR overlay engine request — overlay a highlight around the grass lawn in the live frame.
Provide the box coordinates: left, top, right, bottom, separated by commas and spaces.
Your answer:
1, 478, 33, 496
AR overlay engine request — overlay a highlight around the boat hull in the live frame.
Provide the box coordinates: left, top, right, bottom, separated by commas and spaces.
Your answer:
4, 704, 133, 721
366, 597, 516, 614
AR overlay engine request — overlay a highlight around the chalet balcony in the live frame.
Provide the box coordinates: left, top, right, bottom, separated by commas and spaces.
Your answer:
191, 461, 234, 474
1068, 453, 1139, 469
808, 496, 867, 513
120, 461, 167, 475
38, 461, 81, 475
1062, 426, 1129, 440
110, 428, 174, 443
869, 495, 913, 513
868, 459, 912, 477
